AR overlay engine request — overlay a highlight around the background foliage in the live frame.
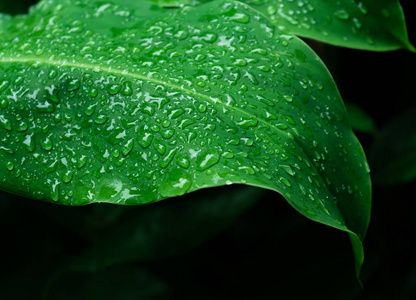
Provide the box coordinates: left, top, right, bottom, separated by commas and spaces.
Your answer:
0, 0, 415, 299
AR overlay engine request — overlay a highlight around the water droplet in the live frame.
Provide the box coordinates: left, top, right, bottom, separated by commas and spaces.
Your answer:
159, 173, 192, 198
94, 114, 108, 125
62, 170, 73, 183
283, 95, 293, 102
177, 153, 190, 169
280, 164, 295, 176
122, 138, 134, 156
196, 149, 220, 171
139, 132, 153, 148
238, 165, 255, 175
5, 161, 14, 171
230, 13, 250, 23
77, 155, 88, 169
280, 177, 292, 187
222, 151, 234, 159
67, 79, 80, 91
23, 133, 35, 152
0, 115, 12, 131
161, 129, 175, 139
160, 148, 177, 168
107, 83, 122, 95
90, 88, 98, 97
153, 139, 166, 155
352, 18, 362, 29
0, 80, 10, 93
357, 2, 368, 14
334, 10, 350, 20
41, 136, 53, 151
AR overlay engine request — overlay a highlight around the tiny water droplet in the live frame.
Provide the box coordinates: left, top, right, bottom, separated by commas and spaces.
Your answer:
334, 10, 350, 20
5, 161, 14, 171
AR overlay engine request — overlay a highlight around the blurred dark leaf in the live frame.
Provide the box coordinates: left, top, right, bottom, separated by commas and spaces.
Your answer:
68, 186, 262, 272
369, 106, 416, 186
0, 0, 38, 14
45, 265, 171, 300
345, 102, 377, 135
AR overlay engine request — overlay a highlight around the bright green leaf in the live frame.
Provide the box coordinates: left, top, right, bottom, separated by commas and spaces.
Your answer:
0, 0, 370, 275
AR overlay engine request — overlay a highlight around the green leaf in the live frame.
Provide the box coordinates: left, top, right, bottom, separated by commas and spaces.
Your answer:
345, 102, 377, 135
369, 107, 416, 186
0, 0, 370, 274
241, 0, 415, 51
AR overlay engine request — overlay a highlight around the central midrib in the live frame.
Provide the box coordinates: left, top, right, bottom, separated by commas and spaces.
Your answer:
1, 56, 290, 137
1, 56, 347, 228
1, 58, 332, 186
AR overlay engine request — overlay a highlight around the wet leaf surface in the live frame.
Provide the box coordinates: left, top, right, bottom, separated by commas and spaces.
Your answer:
0, 0, 370, 274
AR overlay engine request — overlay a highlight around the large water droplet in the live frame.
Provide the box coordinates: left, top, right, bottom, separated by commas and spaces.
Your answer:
196, 149, 220, 171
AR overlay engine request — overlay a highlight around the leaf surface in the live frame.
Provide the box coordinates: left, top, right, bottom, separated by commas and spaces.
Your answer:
0, 0, 370, 273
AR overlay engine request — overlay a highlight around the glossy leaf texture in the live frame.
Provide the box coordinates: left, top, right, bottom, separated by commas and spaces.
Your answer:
241, 0, 415, 51
0, 0, 370, 273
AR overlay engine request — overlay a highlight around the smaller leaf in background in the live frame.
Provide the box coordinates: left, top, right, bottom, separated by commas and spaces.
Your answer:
369, 107, 416, 186
0, 13, 11, 32
345, 102, 377, 135
241, 0, 414, 51
45, 265, 171, 300
0, 0, 38, 15
68, 186, 262, 272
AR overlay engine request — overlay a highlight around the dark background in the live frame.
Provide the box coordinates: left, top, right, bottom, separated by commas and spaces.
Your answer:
1, 0, 416, 299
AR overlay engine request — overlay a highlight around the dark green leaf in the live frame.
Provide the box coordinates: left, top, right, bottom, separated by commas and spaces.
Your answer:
0, 0, 38, 15
45, 265, 171, 300
67, 186, 261, 271
345, 102, 377, 135
369, 107, 416, 186
240, 0, 415, 51
0, 0, 371, 274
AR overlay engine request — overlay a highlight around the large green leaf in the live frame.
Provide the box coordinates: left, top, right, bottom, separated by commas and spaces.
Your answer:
241, 0, 414, 51
0, 0, 370, 273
